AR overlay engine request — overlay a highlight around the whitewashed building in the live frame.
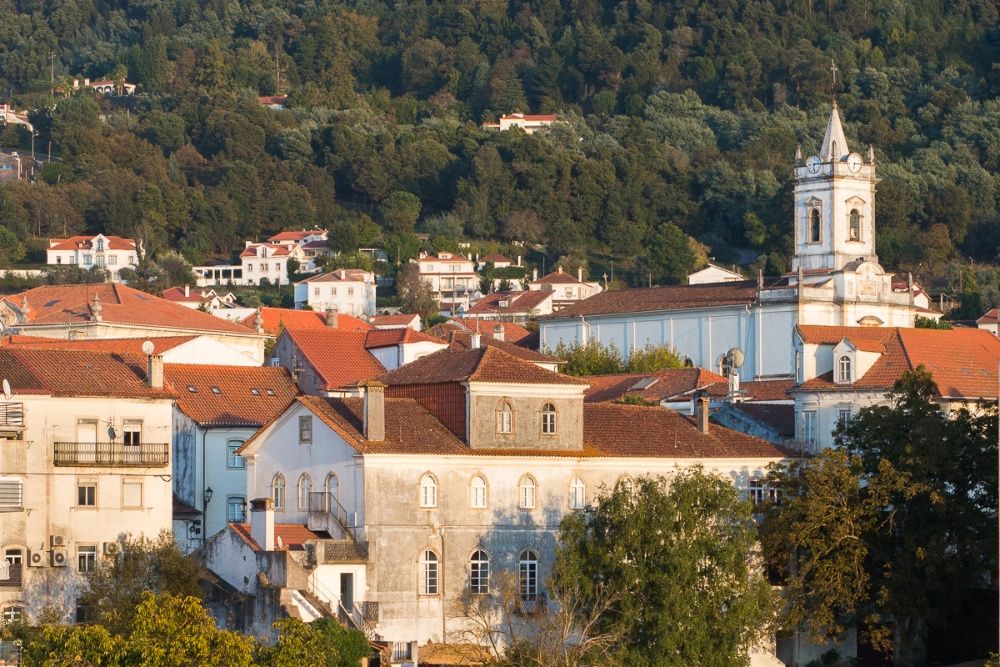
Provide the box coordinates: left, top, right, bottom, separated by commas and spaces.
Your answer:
527, 267, 602, 310
0, 347, 174, 623
416, 253, 480, 314
294, 269, 377, 317
46, 235, 139, 281
688, 263, 745, 285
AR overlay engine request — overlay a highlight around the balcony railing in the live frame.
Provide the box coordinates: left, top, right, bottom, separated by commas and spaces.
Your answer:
0, 402, 24, 429
0, 563, 22, 587
53, 442, 169, 467
308, 492, 361, 542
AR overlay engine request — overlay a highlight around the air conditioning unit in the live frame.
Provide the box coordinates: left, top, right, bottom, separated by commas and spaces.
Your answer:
49, 535, 64, 548
103, 542, 119, 556
27, 549, 45, 567
50, 549, 68, 567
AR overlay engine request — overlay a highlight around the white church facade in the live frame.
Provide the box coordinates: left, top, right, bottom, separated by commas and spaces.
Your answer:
539, 103, 933, 381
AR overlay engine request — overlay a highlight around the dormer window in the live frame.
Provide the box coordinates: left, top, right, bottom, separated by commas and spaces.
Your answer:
849, 209, 861, 241
837, 355, 852, 383
809, 209, 821, 243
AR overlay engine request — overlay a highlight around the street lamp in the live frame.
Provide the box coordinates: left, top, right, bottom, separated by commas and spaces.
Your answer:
203, 486, 214, 507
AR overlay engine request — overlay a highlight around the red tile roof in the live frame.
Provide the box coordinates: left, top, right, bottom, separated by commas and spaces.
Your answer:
583, 403, 786, 459
582, 368, 728, 403
418, 253, 471, 263
731, 379, 795, 402
267, 229, 324, 242
258, 95, 288, 106
239, 243, 292, 258
501, 114, 557, 121
160, 286, 219, 304
364, 328, 446, 349
546, 281, 768, 318
371, 313, 421, 328
0, 334, 197, 353
795, 325, 1000, 399
283, 328, 385, 390
0, 347, 173, 399
440, 330, 560, 365
378, 346, 586, 386
531, 270, 584, 285
297, 269, 370, 283
48, 235, 136, 251
239, 308, 372, 337
466, 291, 552, 316
442, 319, 533, 345
165, 364, 298, 427
978, 308, 999, 325
231, 522, 321, 551
4, 284, 255, 335
479, 253, 511, 264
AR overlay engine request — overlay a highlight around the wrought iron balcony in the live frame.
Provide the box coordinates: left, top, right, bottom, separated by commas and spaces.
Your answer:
0, 402, 24, 429
53, 442, 169, 467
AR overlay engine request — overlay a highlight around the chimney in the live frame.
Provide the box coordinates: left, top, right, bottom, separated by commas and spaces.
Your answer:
696, 395, 710, 434
577, 267, 583, 282
326, 310, 338, 328
184, 284, 190, 298
493, 324, 504, 342
557, 265, 563, 274
363, 381, 385, 442
89, 293, 102, 322
469, 332, 481, 349
146, 354, 164, 389
532, 268, 538, 281
253, 307, 264, 334
249, 498, 275, 551
517, 256, 522, 267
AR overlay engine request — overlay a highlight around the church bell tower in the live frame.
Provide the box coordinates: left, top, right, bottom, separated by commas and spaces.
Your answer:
792, 101, 878, 273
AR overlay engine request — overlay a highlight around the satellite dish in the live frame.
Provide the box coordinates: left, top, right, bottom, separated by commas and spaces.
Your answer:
107, 425, 118, 441
1, 379, 10, 401
727, 347, 745, 369
141, 340, 155, 355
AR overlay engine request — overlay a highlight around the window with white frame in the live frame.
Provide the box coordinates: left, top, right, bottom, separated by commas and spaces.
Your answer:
470, 475, 487, 508
838, 408, 852, 428
541, 403, 557, 435
227, 495, 246, 522
519, 475, 536, 510
420, 550, 438, 595
837, 355, 852, 383
470, 550, 489, 594
1, 606, 23, 623
803, 411, 817, 450
748, 479, 765, 505
272, 474, 285, 510
569, 478, 586, 509
297, 474, 312, 510
77, 480, 96, 507
77, 545, 97, 573
123, 420, 142, 445
420, 474, 437, 508
518, 550, 538, 600
496, 401, 513, 434
298, 415, 313, 445
326, 473, 339, 508
227, 440, 245, 469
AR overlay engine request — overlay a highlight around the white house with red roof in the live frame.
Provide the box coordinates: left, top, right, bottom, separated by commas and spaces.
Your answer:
527, 266, 602, 310
415, 252, 480, 314
0, 347, 174, 623
266, 229, 329, 271
977, 307, 999, 336
482, 113, 560, 134
46, 234, 140, 281
371, 313, 422, 331
0, 104, 33, 132
294, 269, 377, 317
0, 333, 260, 367
465, 290, 554, 322
160, 285, 237, 311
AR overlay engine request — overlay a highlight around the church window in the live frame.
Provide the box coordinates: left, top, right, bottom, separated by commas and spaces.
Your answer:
420, 474, 437, 508
420, 550, 439, 595
838, 356, 852, 383
849, 209, 861, 241
297, 474, 311, 510
809, 209, 821, 243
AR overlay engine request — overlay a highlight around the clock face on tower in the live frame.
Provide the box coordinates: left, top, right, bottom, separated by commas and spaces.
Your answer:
806, 155, 821, 174
847, 152, 863, 173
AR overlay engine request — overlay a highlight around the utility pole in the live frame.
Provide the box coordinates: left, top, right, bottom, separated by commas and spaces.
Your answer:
49, 52, 55, 96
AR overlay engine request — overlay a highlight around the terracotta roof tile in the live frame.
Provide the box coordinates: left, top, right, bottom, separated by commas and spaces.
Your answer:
5, 284, 254, 335
531, 270, 585, 285
297, 269, 370, 284
378, 346, 586, 386
582, 368, 728, 403
239, 308, 372, 337
231, 522, 323, 551
466, 291, 552, 316
0, 347, 173, 399
165, 364, 298, 427
447, 319, 532, 344
239, 243, 291, 258
160, 287, 219, 304
371, 313, 421, 328
48, 235, 136, 251
978, 308, 999, 325
267, 229, 325, 242
0, 334, 197, 353
364, 328, 446, 349
545, 281, 769, 318
479, 253, 511, 264
283, 328, 385, 390
437, 329, 559, 365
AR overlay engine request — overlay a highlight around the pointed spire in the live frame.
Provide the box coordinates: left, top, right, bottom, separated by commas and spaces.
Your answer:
820, 101, 849, 162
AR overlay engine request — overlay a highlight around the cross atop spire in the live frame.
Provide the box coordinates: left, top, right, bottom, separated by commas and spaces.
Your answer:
830, 60, 839, 103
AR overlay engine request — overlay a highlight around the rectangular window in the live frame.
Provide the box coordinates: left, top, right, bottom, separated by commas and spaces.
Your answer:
332, 287, 337, 296
519, 559, 538, 601
227, 441, 245, 469
347, 287, 354, 296
838, 408, 852, 427
121, 480, 142, 508
77, 545, 97, 573
227, 496, 246, 522
0, 479, 23, 510
122, 420, 142, 445
298, 416, 313, 445
83, 254, 92, 265
748, 479, 765, 505
77, 481, 96, 507
108, 256, 117, 265
803, 411, 817, 451
313, 287, 319, 296
392, 643, 413, 660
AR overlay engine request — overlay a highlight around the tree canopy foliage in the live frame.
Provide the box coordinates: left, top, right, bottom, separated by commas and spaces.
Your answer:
0, 0, 998, 290
554, 340, 686, 376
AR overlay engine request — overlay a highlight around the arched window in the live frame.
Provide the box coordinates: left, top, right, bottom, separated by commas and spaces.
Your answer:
849, 209, 861, 241
325, 473, 339, 510
519, 475, 536, 510
470, 550, 490, 595
518, 550, 538, 600
271, 474, 285, 510
420, 474, 437, 508
496, 401, 513, 434
809, 209, 821, 243
569, 478, 586, 509
838, 356, 852, 383
297, 474, 312, 511
420, 550, 439, 595
541, 404, 557, 435
470, 475, 487, 509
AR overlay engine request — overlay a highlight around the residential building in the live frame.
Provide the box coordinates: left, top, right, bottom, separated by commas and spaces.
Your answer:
168, 364, 298, 552
0, 283, 266, 364
440, 319, 534, 347
415, 252, 480, 314
46, 235, 139, 281
239, 307, 372, 338
193, 241, 306, 287
371, 313, 422, 331
267, 229, 328, 251
482, 113, 559, 134
0, 334, 260, 367
0, 152, 35, 184
978, 307, 999, 336
431, 325, 562, 372
539, 103, 938, 381
160, 286, 237, 311
527, 267, 603, 310
0, 104, 33, 132
0, 347, 174, 623
210, 347, 789, 664
363, 329, 449, 372
85, 79, 137, 95
790, 325, 1000, 452
687, 263, 745, 285
465, 291, 554, 323
476, 253, 513, 270
259, 95, 288, 110
294, 269, 377, 317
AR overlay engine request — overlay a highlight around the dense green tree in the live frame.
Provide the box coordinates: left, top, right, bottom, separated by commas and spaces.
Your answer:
646, 223, 696, 284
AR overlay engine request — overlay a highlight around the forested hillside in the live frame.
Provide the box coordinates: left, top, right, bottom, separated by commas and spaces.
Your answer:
1, 0, 999, 293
